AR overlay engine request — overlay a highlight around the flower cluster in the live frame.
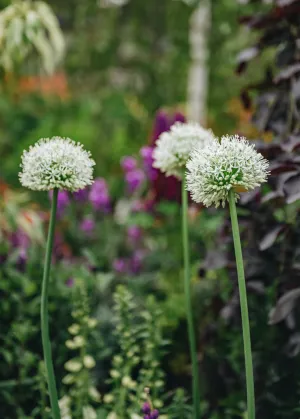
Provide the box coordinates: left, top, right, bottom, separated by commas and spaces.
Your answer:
61, 279, 100, 417
153, 121, 215, 178
89, 178, 110, 211
142, 402, 159, 419
0, 0, 65, 74
186, 135, 269, 208
140, 146, 157, 181
121, 156, 145, 193
19, 137, 95, 192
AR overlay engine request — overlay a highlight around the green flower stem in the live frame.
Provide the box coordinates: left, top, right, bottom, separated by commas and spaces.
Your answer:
228, 189, 255, 419
41, 187, 61, 419
182, 175, 200, 419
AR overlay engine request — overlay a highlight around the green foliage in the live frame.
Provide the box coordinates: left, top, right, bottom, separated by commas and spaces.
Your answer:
103, 286, 167, 418
61, 279, 101, 419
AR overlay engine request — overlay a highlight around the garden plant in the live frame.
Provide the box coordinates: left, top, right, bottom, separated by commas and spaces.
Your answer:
2, 1, 300, 419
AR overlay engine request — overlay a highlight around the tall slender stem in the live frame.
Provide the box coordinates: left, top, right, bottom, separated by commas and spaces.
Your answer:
182, 175, 200, 419
41, 188, 61, 419
228, 189, 255, 419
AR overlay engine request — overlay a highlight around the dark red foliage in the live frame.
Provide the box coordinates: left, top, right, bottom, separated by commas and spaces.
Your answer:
201, 2, 300, 417
149, 110, 185, 202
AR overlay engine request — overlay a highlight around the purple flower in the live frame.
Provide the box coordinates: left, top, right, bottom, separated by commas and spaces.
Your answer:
125, 169, 145, 193
16, 248, 27, 271
173, 111, 185, 123
140, 146, 157, 181
152, 110, 170, 144
66, 278, 74, 287
127, 225, 142, 241
113, 258, 127, 274
130, 250, 145, 274
132, 199, 145, 212
73, 187, 89, 202
144, 416, 150, 419
10, 229, 30, 249
142, 403, 151, 415
80, 217, 95, 234
140, 146, 153, 162
150, 410, 159, 419
121, 156, 137, 172
89, 178, 110, 211
49, 190, 70, 217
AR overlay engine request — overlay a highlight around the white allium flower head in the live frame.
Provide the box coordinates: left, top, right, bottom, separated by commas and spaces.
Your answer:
153, 121, 215, 178
19, 137, 95, 192
186, 134, 269, 208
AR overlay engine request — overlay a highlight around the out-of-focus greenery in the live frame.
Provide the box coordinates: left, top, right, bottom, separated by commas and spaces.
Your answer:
2, 0, 299, 418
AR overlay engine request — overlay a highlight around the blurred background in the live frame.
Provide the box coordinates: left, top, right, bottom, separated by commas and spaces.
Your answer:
1, 0, 300, 418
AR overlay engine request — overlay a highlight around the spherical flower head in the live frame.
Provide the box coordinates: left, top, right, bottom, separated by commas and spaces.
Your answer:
19, 137, 95, 192
186, 135, 270, 208
153, 121, 215, 179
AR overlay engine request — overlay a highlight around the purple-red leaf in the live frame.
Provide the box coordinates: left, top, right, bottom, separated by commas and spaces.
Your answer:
284, 175, 300, 203
269, 288, 300, 325
274, 63, 300, 83
259, 225, 286, 251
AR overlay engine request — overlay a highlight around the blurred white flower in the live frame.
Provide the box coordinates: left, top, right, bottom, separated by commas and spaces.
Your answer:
83, 406, 97, 419
59, 395, 72, 419
68, 323, 80, 335
83, 355, 96, 369
186, 135, 269, 208
19, 137, 95, 192
64, 359, 82, 373
121, 375, 136, 388
153, 121, 215, 179
103, 393, 115, 404
98, 0, 129, 8
0, 0, 65, 74
88, 386, 101, 402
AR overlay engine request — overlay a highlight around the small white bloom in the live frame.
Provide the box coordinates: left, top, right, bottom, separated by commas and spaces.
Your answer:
59, 395, 72, 419
83, 355, 96, 369
153, 121, 215, 178
186, 135, 269, 208
62, 373, 75, 385
19, 137, 95, 192
88, 386, 101, 402
121, 375, 136, 388
110, 369, 121, 378
64, 359, 82, 372
68, 323, 80, 335
83, 405, 97, 419
103, 393, 114, 404
87, 318, 97, 328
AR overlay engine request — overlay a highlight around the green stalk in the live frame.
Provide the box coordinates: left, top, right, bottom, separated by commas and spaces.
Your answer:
182, 175, 200, 419
41, 188, 61, 419
228, 189, 255, 419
